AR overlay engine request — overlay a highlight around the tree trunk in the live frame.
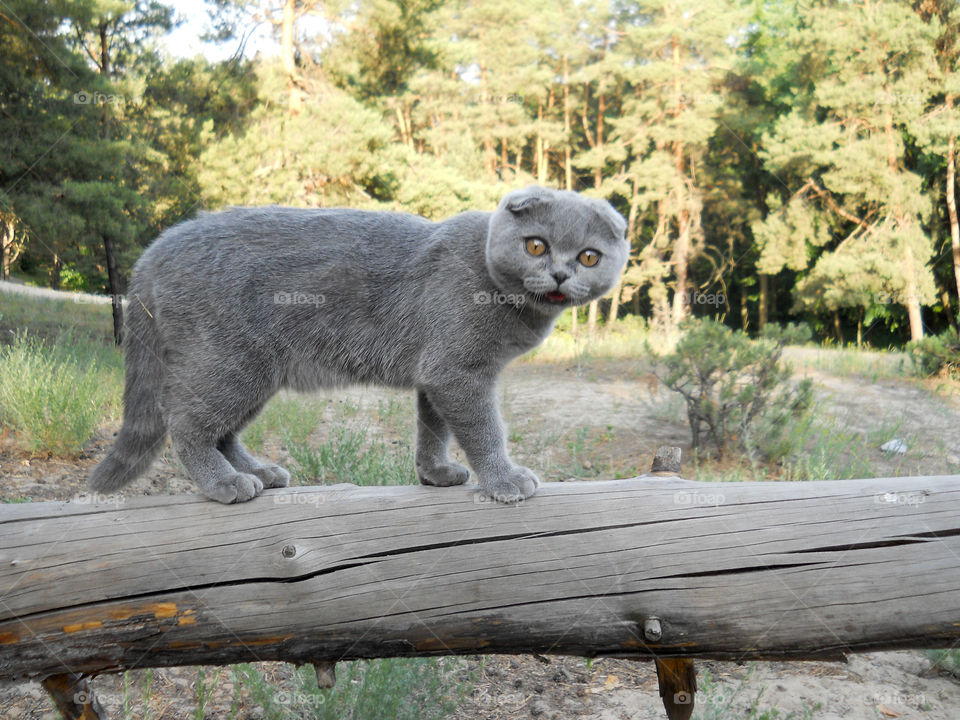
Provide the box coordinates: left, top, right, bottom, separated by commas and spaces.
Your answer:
884, 102, 923, 341
282, 0, 301, 114
946, 96, 960, 310
49, 253, 61, 291
563, 54, 573, 191
758, 273, 769, 329
536, 102, 546, 184
570, 306, 578, 336
102, 233, 123, 346
669, 38, 689, 329
594, 92, 605, 189
587, 299, 599, 334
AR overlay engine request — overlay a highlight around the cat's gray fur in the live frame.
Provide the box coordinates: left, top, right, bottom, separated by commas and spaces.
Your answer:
89, 186, 628, 504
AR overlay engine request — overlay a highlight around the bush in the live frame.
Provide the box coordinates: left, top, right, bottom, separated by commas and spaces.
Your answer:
0, 333, 119, 455
657, 319, 814, 461
908, 328, 960, 380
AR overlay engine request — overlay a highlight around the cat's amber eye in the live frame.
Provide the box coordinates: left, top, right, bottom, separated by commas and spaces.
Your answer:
525, 237, 548, 257
578, 249, 601, 267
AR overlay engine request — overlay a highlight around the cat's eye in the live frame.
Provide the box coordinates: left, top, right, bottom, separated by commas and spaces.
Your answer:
525, 237, 548, 257
578, 249, 601, 267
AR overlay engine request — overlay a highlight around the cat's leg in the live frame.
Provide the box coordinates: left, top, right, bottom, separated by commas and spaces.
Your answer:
163, 376, 267, 504
423, 380, 539, 503
415, 390, 470, 487
169, 425, 263, 503
217, 432, 290, 489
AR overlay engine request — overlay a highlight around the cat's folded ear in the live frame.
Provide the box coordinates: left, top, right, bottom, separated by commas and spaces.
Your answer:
590, 198, 628, 240
500, 185, 551, 214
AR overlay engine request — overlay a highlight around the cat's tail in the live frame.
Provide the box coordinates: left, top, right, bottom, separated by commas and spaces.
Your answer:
88, 288, 167, 493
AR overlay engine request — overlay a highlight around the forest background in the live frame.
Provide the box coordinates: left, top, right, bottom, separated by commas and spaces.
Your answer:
2, 0, 959, 349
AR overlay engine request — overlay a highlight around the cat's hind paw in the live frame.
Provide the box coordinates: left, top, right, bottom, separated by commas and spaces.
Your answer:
204, 472, 264, 504
253, 464, 291, 489
417, 460, 471, 487
479, 466, 540, 504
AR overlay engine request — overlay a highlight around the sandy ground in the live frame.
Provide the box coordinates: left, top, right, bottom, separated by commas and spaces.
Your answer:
1, 358, 959, 719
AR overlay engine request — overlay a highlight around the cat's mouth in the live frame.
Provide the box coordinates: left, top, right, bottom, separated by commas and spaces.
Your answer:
544, 291, 567, 304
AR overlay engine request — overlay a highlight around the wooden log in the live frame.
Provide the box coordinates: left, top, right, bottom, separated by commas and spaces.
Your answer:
1, 474, 959, 683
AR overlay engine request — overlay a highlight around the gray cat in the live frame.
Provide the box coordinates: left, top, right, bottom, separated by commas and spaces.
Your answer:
89, 186, 628, 504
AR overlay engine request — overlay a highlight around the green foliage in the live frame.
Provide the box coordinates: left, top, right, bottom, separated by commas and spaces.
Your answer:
287, 425, 417, 487
233, 657, 469, 720
0, 333, 122, 455
908, 327, 960, 379
658, 319, 814, 460
3, 0, 960, 347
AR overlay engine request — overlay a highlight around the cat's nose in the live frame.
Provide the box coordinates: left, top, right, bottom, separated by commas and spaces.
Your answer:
551, 270, 570, 285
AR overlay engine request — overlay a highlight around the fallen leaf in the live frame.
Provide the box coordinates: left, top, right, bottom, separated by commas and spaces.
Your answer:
877, 704, 901, 718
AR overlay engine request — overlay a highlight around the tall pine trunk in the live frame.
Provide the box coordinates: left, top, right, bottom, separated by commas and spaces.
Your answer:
281, 0, 301, 114
99, 23, 123, 345
947, 96, 960, 311
884, 104, 923, 340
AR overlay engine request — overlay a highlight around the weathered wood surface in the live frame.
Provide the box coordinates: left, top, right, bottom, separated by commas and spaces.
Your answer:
1, 474, 959, 682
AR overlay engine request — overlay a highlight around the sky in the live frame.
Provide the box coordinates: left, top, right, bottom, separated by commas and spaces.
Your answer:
162, 0, 278, 60
161, 0, 330, 61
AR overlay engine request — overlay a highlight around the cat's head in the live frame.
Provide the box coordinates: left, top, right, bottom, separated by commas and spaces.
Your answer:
486, 186, 629, 314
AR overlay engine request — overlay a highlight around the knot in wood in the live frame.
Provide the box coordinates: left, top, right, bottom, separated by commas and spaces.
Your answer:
281, 544, 297, 559
644, 617, 663, 642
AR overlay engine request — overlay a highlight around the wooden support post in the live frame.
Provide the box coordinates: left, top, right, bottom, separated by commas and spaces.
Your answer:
648, 446, 697, 720
41, 673, 106, 720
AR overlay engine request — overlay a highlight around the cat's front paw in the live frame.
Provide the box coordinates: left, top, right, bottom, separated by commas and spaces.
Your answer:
417, 459, 471, 487
205, 472, 264, 504
479, 466, 540, 504
252, 463, 290, 489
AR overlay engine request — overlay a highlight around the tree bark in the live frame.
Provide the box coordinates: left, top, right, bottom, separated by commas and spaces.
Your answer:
946, 96, 960, 310
3, 475, 960, 684
282, 0, 301, 114
586, 299, 599, 334
563, 54, 573, 191
102, 233, 123, 345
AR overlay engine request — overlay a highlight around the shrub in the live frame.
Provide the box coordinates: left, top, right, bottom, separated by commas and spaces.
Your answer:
0, 333, 118, 455
657, 319, 814, 460
908, 328, 960, 380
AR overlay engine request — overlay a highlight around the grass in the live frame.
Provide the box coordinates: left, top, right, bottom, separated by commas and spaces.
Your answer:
784, 345, 911, 381
926, 649, 960, 680
0, 332, 122, 455
0, 290, 115, 345
233, 657, 470, 720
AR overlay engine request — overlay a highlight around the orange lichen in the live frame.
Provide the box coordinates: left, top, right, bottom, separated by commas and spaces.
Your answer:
0, 631, 19, 645
63, 621, 104, 633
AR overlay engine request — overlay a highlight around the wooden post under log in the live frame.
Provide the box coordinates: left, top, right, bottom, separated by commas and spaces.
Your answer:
2, 466, 960, 718
644, 447, 697, 720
